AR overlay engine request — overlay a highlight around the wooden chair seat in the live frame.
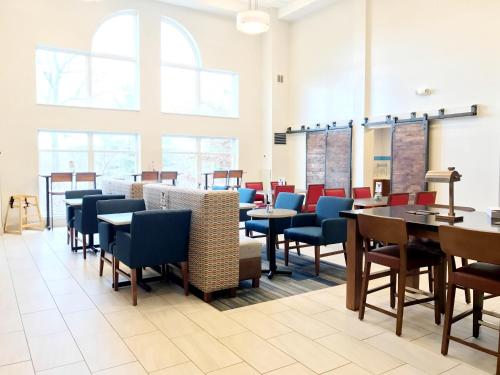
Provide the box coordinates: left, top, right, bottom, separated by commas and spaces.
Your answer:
452, 263, 500, 295
367, 243, 442, 270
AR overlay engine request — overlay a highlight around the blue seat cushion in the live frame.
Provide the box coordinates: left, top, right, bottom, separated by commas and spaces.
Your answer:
245, 217, 292, 235
285, 226, 324, 246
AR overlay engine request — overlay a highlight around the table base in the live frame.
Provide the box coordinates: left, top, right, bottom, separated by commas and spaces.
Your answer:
262, 268, 292, 279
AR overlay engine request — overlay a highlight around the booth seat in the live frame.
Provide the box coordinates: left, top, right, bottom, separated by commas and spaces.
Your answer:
102, 178, 151, 199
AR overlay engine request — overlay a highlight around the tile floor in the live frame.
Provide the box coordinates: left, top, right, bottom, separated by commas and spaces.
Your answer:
0, 229, 497, 374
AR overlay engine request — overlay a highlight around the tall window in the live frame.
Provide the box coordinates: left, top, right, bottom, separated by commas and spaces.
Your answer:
36, 11, 139, 110
38, 130, 139, 215
162, 136, 238, 188
161, 18, 239, 118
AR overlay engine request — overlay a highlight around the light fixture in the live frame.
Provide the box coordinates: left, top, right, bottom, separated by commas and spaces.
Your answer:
237, 0, 270, 35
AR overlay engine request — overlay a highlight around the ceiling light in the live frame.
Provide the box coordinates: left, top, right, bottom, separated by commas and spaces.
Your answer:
237, 1, 270, 35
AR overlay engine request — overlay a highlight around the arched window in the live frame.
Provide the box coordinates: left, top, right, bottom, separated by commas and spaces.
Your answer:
161, 18, 239, 118
36, 11, 139, 110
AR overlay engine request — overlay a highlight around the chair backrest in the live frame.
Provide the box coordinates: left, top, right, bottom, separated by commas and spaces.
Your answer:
228, 170, 243, 178
51, 172, 73, 183
387, 192, 410, 206
352, 187, 371, 199
315, 196, 354, 224
213, 170, 228, 179
439, 226, 500, 265
81, 194, 125, 233
238, 188, 256, 203
275, 192, 304, 211
141, 171, 159, 181
65, 189, 102, 199
75, 172, 96, 182
270, 181, 280, 191
358, 214, 408, 247
324, 188, 346, 198
305, 184, 324, 206
96, 199, 146, 215
245, 182, 263, 191
415, 191, 437, 205
274, 185, 295, 202
130, 210, 192, 266
160, 171, 177, 181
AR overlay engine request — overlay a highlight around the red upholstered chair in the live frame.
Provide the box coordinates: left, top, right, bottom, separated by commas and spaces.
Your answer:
245, 182, 265, 205
415, 191, 437, 205
273, 185, 295, 205
352, 187, 372, 199
324, 188, 346, 198
270, 181, 280, 191
304, 184, 324, 212
387, 193, 410, 206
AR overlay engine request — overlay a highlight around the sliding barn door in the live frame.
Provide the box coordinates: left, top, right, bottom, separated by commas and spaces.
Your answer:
391, 120, 429, 194
306, 132, 326, 185
325, 127, 352, 195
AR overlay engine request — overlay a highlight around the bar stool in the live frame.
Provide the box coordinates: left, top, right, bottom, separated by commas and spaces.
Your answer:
352, 187, 372, 199
50, 172, 73, 229
141, 171, 159, 182
3, 195, 44, 234
75, 172, 96, 189
212, 170, 228, 188
387, 192, 410, 206
160, 171, 178, 186
228, 170, 243, 189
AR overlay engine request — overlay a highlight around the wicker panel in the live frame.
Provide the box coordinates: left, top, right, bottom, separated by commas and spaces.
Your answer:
306, 132, 326, 186
391, 122, 428, 194
325, 128, 352, 195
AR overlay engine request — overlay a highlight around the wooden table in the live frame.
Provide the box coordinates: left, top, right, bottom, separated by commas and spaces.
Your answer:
247, 208, 297, 279
340, 205, 500, 311
239, 203, 256, 210
97, 212, 133, 226
63, 198, 83, 207
353, 197, 388, 209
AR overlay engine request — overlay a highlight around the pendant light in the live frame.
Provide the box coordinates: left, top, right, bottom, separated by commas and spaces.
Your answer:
236, 0, 270, 35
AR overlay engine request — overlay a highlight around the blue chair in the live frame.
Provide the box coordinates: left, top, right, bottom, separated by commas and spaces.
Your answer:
245, 192, 304, 247
284, 196, 354, 275
238, 188, 256, 222
212, 185, 228, 191
74, 194, 125, 259
113, 210, 192, 305
96, 199, 146, 277
65, 189, 102, 247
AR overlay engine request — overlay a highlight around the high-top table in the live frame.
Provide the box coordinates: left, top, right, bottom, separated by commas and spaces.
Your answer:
340, 205, 500, 311
353, 196, 388, 209
247, 208, 297, 279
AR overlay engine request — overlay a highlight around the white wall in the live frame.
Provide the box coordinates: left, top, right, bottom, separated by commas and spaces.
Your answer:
0, 0, 263, 217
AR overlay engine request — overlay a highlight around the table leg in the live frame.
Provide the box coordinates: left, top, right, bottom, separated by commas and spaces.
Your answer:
44, 177, 50, 229
204, 174, 209, 190
264, 218, 291, 279
133, 175, 138, 182
346, 217, 363, 311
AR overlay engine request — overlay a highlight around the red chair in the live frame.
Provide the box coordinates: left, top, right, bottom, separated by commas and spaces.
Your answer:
270, 181, 280, 191
303, 184, 324, 212
415, 191, 437, 205
324, 188, 346, 198
245, 182, 265, 205
352, 187, 372, 199
273, 185, 295, 205
387, 192, 410, 206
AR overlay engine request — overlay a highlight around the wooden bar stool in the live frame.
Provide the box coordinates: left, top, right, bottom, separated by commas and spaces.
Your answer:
160, 171, 178, 186
75, 172, 96, 189
3, 195, 44, 234
50, 172, 73, 229
212, 170, 229, 188
141, 171, 159, 182
228, 170, 243, 189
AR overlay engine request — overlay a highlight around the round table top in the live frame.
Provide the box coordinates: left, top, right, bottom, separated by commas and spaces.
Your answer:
246, 208, 297, 219
239, 203, 256, 209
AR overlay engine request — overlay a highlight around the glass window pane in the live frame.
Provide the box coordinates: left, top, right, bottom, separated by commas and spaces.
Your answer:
161, 20, 198, 66
93, 133, 137, 152
38, 151, 89, 175
200, 71, 238, 117
91, 57, 138, 110
91, 13, 138, 59
36, 48, 89, 107
200, 153, 233, 174
200, 138, 233, 154
161, 66, 197, 114
162, 137, 197, 153
94, 151, 137, 177
162, 153, 198, 188
38, 131, 88, 151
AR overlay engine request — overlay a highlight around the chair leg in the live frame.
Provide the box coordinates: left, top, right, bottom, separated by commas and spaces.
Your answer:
74, 231, 78, 251
342, 242, 347, 265
130, 268, 138, 306
113, 259, 119, 292
252, 278, 260, 288
275, 235, 279, 249
433, 265, 441, 325
50, 194, 54, 230
428, 266, 433, 293
296, 241, 301, 256
390, 269, 396, 309
284, 240, 289, 266
358, 259, 371, 320
396, 270, 406, 336
473, 290, 484, 338
461, 258, 471, 304
99, 250, 105, 277
82, 234, 87, 260
67, 226, 70, 245
181, 261, 189, 296
314, 246, 320, 276
441, 282, 456, 355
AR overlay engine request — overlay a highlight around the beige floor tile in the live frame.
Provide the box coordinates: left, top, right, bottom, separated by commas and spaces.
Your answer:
270, 309, 337, 339
207, 362, 259, 375
280, 295, 332, 315
252, 300, 290, 315
16, 291, 56, 314
150, 362, 203, 375
0, 361, 34, 375
365, 332, 458, 374
323, 363, 371, 375
162, 290, 215, 315
441, 363, 491, 375
105, 309, 156, 338
317, 333, 403, 374
93, 362, 147, 375
304, 289, 347, 310
27, 331, 83, 371
268, 332, 348, 373
172, 331, 241, 373
45, 278, 82, 296
90, 292, 135, 314
0, 331, 31, 367
74, 331, 136, 372
383, 364, 428, 374
220, 331, 295, 373
124, 331, 188, 372
266, 362, 315, 375
226, 309, 291, 339
63, 309, 114, 338
36, 361, 90, 375
22, 309, 67, 338
186, 309, 247, 338
53, 292, 94, 314
0, 308, 23, 334
145, 308, 201, 338
135, 296, 172, 313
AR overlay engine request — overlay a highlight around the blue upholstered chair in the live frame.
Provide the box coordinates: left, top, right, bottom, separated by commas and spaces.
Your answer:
74, 194, 125, 259
245, 192, 304, 246
284, 196, 353, 275
238, 188, 256, 222
212, 185, 228, 191
96, 199, 146, 277
65, 189, 102, 247
113, 210, 192, 305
